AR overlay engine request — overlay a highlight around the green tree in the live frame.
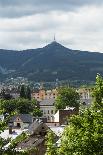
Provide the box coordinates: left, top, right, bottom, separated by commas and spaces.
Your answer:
0, 99, 17, 114
33, 108, 43, 117
20, 85, 26, 98
58, 74, 103, 155
55, 87, 80, 110
16, 98, 36, 114
26, 86, 31, 100
0, 98, 37, 115
45, 130, 57, 155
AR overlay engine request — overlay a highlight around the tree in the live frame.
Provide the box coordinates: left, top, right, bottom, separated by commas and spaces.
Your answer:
55, 87, 80, 110
26, 86, 31, 100
20, 85, 26, 98
16, 98, 36, 114
0, 99, 17, 114
0, 98, 37, 115
33, 108, 43, 117
45, 130, 57, 155
58, 74, 103, 155
20, 85, 32, 100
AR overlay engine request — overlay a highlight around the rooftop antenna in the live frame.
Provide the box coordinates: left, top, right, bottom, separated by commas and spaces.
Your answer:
54, 34, 56, 42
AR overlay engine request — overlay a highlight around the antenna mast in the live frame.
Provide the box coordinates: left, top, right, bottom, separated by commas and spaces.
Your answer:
54, 34, 56, 42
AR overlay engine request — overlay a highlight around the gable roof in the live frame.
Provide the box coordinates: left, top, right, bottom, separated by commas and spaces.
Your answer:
28, 119, 48, 135
39, 98, 55, 106
9, 114, 33, 123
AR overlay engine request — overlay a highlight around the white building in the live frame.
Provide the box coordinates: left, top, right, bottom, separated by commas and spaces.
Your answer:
77, 88, 93, 105
39, 98, 56, 122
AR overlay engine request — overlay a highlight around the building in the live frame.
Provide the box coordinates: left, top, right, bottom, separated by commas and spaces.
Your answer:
32, 89, 58, 101
9, 114, 33, 129
77, 88, 93, 105
28, 119, 49, 135
53, 107, 78, 125
16, 120, 49, 155
39, 98, 56, 122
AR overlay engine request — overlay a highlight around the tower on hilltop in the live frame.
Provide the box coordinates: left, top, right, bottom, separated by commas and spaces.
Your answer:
53, 34, 56, 42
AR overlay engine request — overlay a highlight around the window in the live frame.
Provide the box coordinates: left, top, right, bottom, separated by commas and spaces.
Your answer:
51, 110, 53, 114
48, 116, 50, 120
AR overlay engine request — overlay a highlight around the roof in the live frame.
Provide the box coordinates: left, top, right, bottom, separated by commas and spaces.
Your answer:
9, 114, 33, 123
50, 126, 65, 137
29, 119, 43, 134
28, 119, 48, 135
0, 129, 27, 140
39, 98, 55, 106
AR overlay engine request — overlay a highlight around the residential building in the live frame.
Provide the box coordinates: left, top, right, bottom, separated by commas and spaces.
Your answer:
53, 107, 78, 125
32, 89, 58, 101
77, 88, 93, 105
16, 120, 49, 155
8, 114, 33, 129
39, 98, 56, 122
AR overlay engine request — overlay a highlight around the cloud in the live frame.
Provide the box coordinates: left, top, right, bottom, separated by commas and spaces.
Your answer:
0, 1, 103, 52
0, 5, 103, 52
0, 0, 103, 18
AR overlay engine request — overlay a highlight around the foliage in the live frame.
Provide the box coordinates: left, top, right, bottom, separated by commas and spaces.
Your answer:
33, 108, 43, 117
16, 98, 36, 114
0, 117, 11, 154
1, 42, 103, 82
0, 98, 37, 114
58, 74, 103, 155
9, 132, 28, 150
45, 130, 57, 155
20, 84, 26, 99
55, 87, 80, 110
20, 85, 31, 100
26, 86, 31, 100
0, 121, 7, 152
0, 99, 17, 114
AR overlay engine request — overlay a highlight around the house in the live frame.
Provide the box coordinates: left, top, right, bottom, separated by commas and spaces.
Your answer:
77, 88, 93, 105
33, 117, 47, 123
28, 119, 49, 135
9, 114, 33, 129
32, 89, 58, 101
16, 120, 50, 155
7, 117, 64, 155
53, 107, 78, 125
39, 98, 56, 122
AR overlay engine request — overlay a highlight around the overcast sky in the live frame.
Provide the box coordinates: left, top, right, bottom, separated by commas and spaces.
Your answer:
0, 0, 103, 52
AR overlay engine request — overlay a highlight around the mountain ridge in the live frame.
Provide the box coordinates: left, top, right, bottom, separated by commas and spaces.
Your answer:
0, 41, 103, 82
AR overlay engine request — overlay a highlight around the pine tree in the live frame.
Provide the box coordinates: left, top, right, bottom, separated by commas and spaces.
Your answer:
20, 85, 26, 98
26, 86, 31, 100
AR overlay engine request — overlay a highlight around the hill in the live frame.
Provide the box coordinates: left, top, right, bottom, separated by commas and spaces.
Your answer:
0, 41, 103, 82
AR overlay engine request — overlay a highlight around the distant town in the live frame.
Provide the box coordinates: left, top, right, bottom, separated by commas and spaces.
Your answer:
0, 74, 95, 154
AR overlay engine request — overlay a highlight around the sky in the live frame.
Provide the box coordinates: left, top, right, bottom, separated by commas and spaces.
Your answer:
0, 0, 103, 52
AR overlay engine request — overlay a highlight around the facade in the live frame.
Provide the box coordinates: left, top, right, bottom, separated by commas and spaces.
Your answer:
77, 88, 93, 105
53, 107, 78, 125
32, 89, 58, 101
39, 98, 56, 122
9, 114, 33, 129
32, 88, 93, 105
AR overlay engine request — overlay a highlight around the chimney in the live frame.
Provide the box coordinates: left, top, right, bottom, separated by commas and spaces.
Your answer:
9, 124, 12, 134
